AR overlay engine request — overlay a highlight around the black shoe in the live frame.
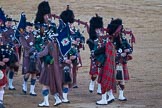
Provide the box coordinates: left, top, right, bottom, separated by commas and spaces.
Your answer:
97, 92, 102, 95
38, 105, 49, 107
96, 102, 107, 105
73, 85, 78, 88
118, 98, 127, 101
62, 101, 70, 104
89, 90, 93, 93
9, 87, 16, 90
54, 102, 62, 106
30, 93, 37, 96
38, 104, 49, 107
22, 89, 27, 95
108, 99, 115, 104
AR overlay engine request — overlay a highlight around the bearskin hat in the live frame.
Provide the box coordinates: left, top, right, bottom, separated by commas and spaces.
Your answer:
6, 17, 12, 22
89, 14, 103, 40
26, 22, 33, 27
107, 18, 122, 35
34, 1, 51, 24
89, 15, 103, 29
60, 5, 75, 24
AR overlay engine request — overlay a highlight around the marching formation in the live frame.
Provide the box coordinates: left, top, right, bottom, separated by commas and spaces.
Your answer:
0, 0, 135, 108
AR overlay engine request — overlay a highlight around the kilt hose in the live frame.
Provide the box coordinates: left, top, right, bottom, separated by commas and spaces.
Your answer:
122, 63, 129, 80
98, 42, 116, 94
89, 59, 99, 76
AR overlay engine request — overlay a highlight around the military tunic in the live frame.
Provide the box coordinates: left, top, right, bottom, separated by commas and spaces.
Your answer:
38, 40, 63, 96
19, 32, 40, 74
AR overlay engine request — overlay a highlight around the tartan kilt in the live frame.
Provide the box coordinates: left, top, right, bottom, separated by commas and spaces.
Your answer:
89, 59, 98, 76
7, 52, 19, 71
98, 67, 116, 94
98, 42, 116, 94
122, 63, 129, 80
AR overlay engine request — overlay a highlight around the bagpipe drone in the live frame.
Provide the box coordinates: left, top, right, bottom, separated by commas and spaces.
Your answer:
86, 15, 135, 68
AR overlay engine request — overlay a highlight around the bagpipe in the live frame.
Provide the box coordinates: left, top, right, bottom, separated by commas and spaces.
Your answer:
115, 34, 133, 65
30, 29, 55, 65
70, 28, 85, 50
109, 24, 134, 64
88, 18, 135, 67
51, 12, 88, 54
0, 13, 21, 46
91, 29, 109, 67
51, 13, 89, 32
0, 11, 26, 63
68, 45, 78, 65
0, 43, 17, 68
14, 12, 57, 65
2, 5, 88, 58
106, 24, 135, 83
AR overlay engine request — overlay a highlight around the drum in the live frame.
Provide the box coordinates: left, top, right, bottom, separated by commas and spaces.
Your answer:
0, 69, 7, 87
0, 70, 4, 80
